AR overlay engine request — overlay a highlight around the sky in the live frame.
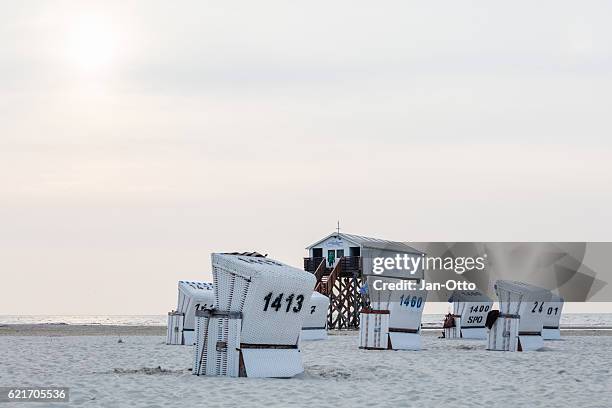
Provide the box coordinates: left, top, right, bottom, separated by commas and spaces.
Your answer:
1, 1, 611, 314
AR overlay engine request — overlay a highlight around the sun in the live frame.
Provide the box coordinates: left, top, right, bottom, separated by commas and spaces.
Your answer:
65, 15, 117, 73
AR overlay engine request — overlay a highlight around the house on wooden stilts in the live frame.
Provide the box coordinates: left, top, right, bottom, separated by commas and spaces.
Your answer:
304, 232, 423, 330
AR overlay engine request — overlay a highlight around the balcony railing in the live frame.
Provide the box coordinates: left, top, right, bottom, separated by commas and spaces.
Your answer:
339, 256, 361, 275
304, 257, 325, 273
304, 256, 362, 276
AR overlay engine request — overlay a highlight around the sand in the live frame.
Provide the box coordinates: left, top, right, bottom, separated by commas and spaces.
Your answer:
0, 327, 611, 407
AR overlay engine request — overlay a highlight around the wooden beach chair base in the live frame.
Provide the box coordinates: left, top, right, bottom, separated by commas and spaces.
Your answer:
542, 326, 561, 340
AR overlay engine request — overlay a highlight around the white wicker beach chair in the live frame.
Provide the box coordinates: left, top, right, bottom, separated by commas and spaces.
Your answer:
444, 290, 493, 340
300, 292, 330, 341
193, 253, 316, 378
167, 280, 214, 345
359, 276, 427, 350
488, 280, 552, 351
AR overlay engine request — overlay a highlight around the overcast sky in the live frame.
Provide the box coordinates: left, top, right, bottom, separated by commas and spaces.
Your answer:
1, 1, 611, 314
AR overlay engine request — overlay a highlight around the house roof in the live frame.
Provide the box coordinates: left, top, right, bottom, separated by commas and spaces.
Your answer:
306, 232, 423, 255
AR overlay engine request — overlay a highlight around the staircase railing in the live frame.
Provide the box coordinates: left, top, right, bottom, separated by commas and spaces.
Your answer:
313, 259, 327, 292
323, 258, 343, 295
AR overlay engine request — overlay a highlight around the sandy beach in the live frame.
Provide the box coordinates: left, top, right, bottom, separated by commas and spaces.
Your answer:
1, 326, 611, 407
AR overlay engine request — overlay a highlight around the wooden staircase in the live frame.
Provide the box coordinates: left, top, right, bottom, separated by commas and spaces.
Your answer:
314, 259, 342, 295
313, 259, 328, 294
311, 257, 363, 330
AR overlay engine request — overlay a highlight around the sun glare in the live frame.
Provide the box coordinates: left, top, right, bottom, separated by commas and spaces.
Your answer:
65, 15, 117, 73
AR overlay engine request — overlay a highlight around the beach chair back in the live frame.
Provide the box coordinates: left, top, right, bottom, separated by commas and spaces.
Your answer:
489, 280, 552, 351
448, 290, 493, 339
194, 253, 315, 377
301, 291, 330, 341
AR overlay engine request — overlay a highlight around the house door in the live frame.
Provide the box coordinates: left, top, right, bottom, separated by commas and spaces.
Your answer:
327, 250, 335, 267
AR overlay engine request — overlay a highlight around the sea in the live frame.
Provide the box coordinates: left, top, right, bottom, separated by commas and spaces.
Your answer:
2, 314, 612, 328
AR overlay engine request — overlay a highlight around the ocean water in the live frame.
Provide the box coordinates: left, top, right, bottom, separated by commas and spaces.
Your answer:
0, 315, 167, 326
2, 314, 612, 328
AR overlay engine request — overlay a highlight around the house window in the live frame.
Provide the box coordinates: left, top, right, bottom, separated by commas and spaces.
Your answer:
312, 248, 323, 258
336, 249, 344, 259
